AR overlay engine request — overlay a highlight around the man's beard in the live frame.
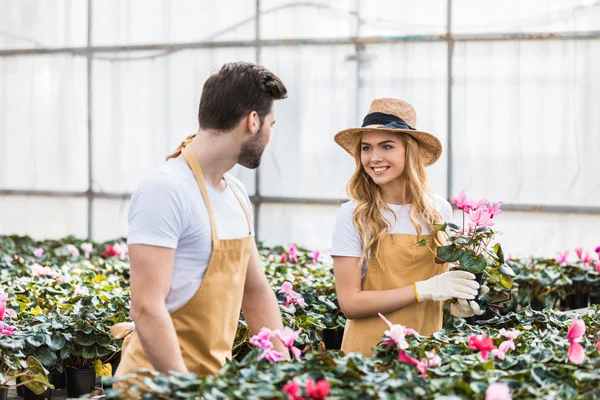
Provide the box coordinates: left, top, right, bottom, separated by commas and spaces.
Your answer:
238, 126, 266, 169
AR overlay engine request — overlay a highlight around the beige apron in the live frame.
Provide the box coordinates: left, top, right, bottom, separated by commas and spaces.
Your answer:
114, 145, 252, 378
341, 234, 447, 356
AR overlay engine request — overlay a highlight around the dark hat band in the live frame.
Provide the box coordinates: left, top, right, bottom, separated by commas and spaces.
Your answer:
361, 112, 416, 131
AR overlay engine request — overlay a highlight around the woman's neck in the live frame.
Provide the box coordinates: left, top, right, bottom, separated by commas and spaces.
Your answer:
380, 179, 411, 205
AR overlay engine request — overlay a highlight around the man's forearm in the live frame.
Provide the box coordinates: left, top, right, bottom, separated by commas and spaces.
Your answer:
242, 286, 289, 358
134, 304, 188, 373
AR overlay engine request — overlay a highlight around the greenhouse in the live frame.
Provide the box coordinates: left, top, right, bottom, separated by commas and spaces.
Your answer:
1, 1, 599, 399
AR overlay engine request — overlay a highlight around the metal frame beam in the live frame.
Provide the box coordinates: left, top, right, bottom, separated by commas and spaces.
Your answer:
1, 31, 599, 57
2, 189, 600, 215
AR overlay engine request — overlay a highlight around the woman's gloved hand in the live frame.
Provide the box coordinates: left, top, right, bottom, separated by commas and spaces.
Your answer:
414, 271, 480, 302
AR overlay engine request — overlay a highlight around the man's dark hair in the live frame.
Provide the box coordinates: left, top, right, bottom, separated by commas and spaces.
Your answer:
198, 62, 287, 131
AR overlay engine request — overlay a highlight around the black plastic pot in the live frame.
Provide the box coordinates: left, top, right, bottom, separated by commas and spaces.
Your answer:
17, 377, 52, 400
66, 367, 96, 398
0, 388, 8, 400
589, 293, 600, 305
322, 327, 344, 350
564, 294, 589, 310
51, 369, 66, 390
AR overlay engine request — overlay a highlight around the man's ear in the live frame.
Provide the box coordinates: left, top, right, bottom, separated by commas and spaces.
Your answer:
246, 111, 260, 135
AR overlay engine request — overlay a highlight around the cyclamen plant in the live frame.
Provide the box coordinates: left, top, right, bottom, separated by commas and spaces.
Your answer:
418, 190, 515, 313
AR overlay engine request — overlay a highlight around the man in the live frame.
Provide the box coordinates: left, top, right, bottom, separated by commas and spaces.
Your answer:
114, 62, 289, 377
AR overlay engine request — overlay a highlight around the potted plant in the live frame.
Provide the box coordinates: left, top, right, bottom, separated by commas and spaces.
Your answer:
417, 191, 515, 314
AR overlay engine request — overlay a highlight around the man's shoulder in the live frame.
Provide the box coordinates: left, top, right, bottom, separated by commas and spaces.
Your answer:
131, 160, 191, 202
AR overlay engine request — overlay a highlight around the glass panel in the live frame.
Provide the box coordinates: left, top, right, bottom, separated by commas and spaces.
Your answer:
93, 0, 255, 46
0, 196, 87, 239
0, 0, 87, 49
92, 48, 256, 194
453, 0, 600, 33
359, 0, 446, 36
92, 198, 129, 242
452, 40, 600, 206
0, 55, 88, 191
259, 45, 357, 199
258, 203, 340, 251
260, 0, 357, 39
360, 42, 449, 197
454, 209, 600, 258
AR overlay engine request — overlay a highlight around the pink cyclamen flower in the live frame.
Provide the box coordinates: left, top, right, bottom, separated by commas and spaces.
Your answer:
582, 252, 593, 268
0, 294, 17, 320
33, 248, 44, 258
305, 379, 331, 400
249, 327, 273, 350
468, 333, 497, 360
595, 246, 600, 255
398, 350, 429, 379
486, 383, 511, 400
289, 245, 299, 263
74, 286, 89, 296
31, 263, 61, 279
282, 381, 303, 400
311, 250, 320, 264
278, 282, 307, 308
0, 321, 16, 336
379, 313, 417, 350
280, 253, 288, 263
81, 242, 93, 258
425, 350, 442, 367
467, 197, 488, 213
567, 316, 586, 365
595, 261, 600, 273
575, 247, 584, 260
494, 340, 516, 360
487, 201, 503, 218
115, 242, 128, 260
450, 190, 471, 210
274, 327, 302, 361
498, 329, 521, 340
258, 348, 282, 363
596, 340, 600, 352
556, 251, 569, 266
67, 244, 80, 257
468, 207, 495, 228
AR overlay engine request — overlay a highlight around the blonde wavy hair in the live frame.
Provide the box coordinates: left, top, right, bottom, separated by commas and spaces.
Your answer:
347, 133, 444, 267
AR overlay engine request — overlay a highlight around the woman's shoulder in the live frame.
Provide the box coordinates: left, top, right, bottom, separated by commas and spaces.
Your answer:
429, 193, 453, 221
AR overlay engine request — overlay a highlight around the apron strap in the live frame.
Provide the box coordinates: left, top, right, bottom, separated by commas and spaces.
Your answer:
182, 146, 220, 248
226, 177, 253, 236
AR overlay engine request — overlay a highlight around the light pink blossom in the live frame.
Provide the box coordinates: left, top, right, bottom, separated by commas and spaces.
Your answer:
311, 250, 320, 264
468, 333, 497, 360
468, 207, 495, 228
81, 243, 93, 258
567, 316, 586, 364
67, 244, 80, 257
378, 313, 417, 350
74, 286, 89, 296
498, 329, 520, 340
575, 247, 584, 260
33, 248, 44, 258
556, 251, 569, 265
0, 321, 16, 336
278, 282, 307, 308
0, 294, 17, 320
487, 201, 503, 218
289, 245, 299, 263
486, 383, 511, 400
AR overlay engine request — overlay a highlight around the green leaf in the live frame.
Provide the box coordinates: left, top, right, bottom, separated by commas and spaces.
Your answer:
500, 275, 514, 289
46, 333, 66, 351
81, 346, 97, 359
459, 250, 487, 274
74, 332, 97, 346
437, 244, 463, 263
447, 223, 461, 231
34, 346, 58, 367
26, 333, 46, 348
499, 263, 515, 278
454, 236, 473, 246
493, 243, 505, 264
415, 239, 428, 247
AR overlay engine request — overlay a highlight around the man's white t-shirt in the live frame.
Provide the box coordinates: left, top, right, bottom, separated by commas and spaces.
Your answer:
127, 157, 253, 313
330, 194, 453, 277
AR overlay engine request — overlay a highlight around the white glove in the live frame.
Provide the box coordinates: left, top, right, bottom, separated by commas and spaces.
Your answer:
414, 271, 479, 302
451, 286, 490, 317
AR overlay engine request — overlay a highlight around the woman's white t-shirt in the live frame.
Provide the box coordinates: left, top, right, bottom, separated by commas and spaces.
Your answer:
330, 194, 453, 276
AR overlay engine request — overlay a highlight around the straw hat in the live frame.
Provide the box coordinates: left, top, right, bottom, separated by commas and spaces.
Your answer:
334, 98, 442, 166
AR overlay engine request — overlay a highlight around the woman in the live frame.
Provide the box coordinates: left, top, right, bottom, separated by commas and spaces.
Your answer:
331, 98, 484, 356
